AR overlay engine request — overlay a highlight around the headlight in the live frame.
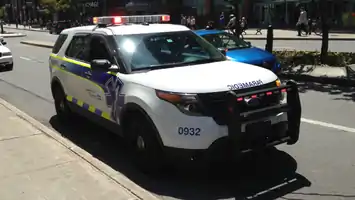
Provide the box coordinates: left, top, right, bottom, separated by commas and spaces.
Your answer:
276, 79, 286, 102
156, 90, 203, 116
2, 52, 11, 56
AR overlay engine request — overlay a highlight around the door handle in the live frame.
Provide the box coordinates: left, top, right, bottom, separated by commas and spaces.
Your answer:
84, 71, 92, 78
60, 64, 66, 69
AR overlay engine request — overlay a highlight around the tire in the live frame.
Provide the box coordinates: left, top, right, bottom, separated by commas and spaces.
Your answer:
124, 112, 165, 173
52, 84, 72, 122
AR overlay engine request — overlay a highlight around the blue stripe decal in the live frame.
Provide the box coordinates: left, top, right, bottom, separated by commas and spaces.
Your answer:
53, 55, 125, 121
94, 109, 102, 115
72, 98, 77, 104
82, 103, 90, 110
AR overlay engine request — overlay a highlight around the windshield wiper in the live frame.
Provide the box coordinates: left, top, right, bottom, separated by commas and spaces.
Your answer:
132, 62, 187, 71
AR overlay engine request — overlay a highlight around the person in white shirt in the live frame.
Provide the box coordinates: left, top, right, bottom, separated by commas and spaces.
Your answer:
297, 7, 308, 36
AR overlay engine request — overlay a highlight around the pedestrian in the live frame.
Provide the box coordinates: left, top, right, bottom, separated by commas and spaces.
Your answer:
226, 14, 237, 35
180, 14, 186, 26
186, 16, 191, 28
219, 12, 225, 28
296, 7, 308, 36
190, 16, 196, 30
307, 18, 314, 35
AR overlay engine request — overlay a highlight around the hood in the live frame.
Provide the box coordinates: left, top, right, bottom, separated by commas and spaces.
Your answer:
124, 61, 278, 93
226, 47, 275, 64
0, 45, 10, 53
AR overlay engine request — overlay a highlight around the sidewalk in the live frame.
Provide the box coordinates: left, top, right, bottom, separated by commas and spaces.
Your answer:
5, 23, 355, 40
3, 24, 48, 32
241, 29, 355, 40
0, 98, 158, 200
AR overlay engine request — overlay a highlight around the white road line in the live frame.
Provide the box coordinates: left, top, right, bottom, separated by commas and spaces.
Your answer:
301, 118, 355, 133
20, 56, 31, 61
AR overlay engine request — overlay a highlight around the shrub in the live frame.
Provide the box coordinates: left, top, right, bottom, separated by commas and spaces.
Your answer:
273, 50, 355, 67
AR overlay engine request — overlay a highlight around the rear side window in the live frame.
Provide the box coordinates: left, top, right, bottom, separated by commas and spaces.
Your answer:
52, 34, 68, 54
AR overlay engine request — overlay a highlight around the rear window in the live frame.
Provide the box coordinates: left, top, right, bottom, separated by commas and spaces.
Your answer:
52, 34, 68, 54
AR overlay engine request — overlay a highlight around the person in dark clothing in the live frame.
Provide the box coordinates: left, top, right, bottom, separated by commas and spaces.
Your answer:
219, 12, 225, 28
226, 14, 237, 35
307, 18, 312, 35
205, 21, 215, 30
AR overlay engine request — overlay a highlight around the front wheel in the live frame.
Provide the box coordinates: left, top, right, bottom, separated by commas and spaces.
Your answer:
125, 113, 166, 173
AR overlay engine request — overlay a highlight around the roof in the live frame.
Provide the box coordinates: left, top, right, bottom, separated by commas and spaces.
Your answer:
194, 29, 225, 36
61, 24, 190, 35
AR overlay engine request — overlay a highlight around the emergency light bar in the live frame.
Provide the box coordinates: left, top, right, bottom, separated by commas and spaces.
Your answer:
93, 14, 170, 26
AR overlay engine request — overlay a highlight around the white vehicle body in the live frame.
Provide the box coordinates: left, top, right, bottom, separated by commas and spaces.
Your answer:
49, 15, 301, 163
0, 41, 13, 72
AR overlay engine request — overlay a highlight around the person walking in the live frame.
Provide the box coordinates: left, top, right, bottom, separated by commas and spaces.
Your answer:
186, 16, 191, 28
180, 14, 187, 26
296, 7, 308, 36
226, 14, 237, 35
190, 16, 196, 29
219, 12, 225, 28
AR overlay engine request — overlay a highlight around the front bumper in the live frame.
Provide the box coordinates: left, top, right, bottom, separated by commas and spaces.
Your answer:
0, 56, 13, 72
164, 81, 301, 161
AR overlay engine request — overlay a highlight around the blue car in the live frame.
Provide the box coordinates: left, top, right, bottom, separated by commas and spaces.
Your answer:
194, 29, 281, 74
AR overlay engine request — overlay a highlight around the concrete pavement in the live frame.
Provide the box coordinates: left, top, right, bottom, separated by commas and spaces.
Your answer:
0, 32, 26, 38
4, 24, 48, 32
3, 37, 355, 200
242, 29, 355, 40
0, 99, 144, 200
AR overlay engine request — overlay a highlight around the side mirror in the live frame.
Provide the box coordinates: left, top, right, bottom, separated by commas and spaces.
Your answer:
90, 59, 111, 70
2, 41, 6, 45
246, 41, 251, 46
218, 47, 227, 56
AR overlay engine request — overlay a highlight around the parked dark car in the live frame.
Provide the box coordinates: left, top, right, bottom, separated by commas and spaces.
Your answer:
49, 21, 71, 34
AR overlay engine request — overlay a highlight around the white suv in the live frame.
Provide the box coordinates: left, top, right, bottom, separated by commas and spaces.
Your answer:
49, 15, 301, 171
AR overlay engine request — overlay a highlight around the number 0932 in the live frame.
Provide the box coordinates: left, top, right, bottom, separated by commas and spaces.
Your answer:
178, 127, 201, 136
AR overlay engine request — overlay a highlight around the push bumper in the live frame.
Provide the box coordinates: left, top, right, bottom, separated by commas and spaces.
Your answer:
164, 81, 301, 162
226, 80, 301, 151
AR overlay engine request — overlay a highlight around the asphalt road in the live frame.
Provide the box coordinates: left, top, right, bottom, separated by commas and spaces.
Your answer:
7, 28, 355, 52
1, 37, 355, 200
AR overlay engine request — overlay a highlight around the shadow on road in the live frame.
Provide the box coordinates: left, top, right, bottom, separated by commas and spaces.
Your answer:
50, 115, 311, 200
297, 81, 355, 101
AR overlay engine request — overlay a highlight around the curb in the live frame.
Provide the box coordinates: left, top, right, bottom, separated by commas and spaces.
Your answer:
1, 33, 26, 38
4, 26, 48, 32
280, 73, 355, 86
21, 40, 53, 48
0, 98, 159, 200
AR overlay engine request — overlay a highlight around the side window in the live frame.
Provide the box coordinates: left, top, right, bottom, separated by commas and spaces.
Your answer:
65, 35, 89, 61
88, 37, 111, 61
52, 34, 68, 54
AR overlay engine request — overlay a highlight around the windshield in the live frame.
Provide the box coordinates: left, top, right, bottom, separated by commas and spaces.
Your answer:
115, 31, 226, 71
202, 32, 251, 50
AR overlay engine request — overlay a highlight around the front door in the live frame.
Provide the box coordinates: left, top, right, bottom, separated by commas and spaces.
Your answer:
82, 34, 124, 122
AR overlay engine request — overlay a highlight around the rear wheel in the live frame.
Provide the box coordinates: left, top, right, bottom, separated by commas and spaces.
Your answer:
124, 112, 165, 173
52, 84, 72, 121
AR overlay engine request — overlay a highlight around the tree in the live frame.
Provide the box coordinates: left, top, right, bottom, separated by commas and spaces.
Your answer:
320, 0, 329, 63
39, 0, 72, 13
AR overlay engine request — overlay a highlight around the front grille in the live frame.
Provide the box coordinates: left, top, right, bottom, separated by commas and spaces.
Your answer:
197, 82, 280, 125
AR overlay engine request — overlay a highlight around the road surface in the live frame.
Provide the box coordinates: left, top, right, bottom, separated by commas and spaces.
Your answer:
8, 28, 355, 52
1, 36, 355, 200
